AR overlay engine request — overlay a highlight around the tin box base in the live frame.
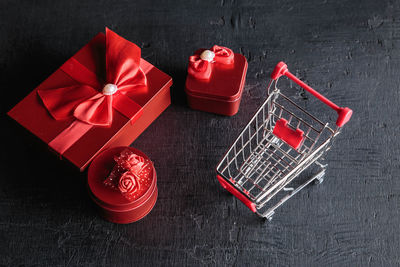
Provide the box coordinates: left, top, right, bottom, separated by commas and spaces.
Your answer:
90, 186, 158, 224
186, 91, 243, 116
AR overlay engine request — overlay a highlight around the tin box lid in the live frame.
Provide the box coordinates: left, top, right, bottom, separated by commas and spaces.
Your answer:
87, 146, 156, 211
185, 53, 248, 101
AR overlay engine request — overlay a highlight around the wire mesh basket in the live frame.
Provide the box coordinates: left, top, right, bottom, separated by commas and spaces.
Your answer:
216, 62, 352, 220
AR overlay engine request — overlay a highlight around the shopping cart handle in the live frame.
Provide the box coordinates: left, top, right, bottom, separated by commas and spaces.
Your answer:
271, 61, 353, 127
217, 175, 257, 213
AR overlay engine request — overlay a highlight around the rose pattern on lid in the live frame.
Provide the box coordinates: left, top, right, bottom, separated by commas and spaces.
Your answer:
104, 149, 153, 201
118, 171, 140, 194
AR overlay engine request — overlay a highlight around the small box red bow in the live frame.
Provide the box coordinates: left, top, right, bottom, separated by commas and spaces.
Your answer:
188, 45, 234, 80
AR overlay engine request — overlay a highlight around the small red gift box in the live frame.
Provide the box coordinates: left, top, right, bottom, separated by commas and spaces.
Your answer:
88, 146, 157, 224
8, 28, 172, 171
185, 45, 247, 116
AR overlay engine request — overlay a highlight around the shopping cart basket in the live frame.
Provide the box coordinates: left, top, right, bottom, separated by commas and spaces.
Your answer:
216, 62, 352, 220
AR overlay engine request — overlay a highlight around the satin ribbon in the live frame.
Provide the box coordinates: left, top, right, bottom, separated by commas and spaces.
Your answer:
188, 45, 234, 80
37, 28, 147, 155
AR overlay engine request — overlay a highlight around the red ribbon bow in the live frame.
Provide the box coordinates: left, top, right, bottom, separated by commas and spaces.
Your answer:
188, 45, 234, 80
38, 28, 147, 127
36, 28, 149, 155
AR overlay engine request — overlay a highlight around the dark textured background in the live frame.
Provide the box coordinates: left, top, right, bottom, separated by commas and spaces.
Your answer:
1, 0, 399, 266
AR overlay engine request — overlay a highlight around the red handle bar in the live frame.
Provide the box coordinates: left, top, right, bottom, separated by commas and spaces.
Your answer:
217, 175, 257, 213
271, 62, 352, 127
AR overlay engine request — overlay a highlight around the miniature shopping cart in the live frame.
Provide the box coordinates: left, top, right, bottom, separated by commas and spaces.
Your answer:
216, 62, 352, 220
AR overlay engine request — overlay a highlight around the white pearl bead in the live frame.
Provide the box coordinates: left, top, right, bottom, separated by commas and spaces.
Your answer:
102, 84, 118, 95
200, 50, 215, 62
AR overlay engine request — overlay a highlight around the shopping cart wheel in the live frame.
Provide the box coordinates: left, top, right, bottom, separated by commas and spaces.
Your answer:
314, 177, 324, 185
313, 170, 326, 185
265, 211, 275, 221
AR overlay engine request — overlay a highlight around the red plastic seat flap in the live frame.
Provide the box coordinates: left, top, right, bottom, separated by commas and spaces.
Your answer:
272, 118, 304, 150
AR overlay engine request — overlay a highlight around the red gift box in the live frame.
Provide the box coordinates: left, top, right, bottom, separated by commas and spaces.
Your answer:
185, 45, 247, 116
8, 28, 172, 171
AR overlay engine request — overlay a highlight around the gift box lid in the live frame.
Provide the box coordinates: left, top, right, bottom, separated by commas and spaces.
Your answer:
87, 146, 156, 211
185, 52, 247, 101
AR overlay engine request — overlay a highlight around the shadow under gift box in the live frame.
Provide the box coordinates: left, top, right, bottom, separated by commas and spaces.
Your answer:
7, 32, 173, 171
88, 147, 157, 224
185, 52, 247, 116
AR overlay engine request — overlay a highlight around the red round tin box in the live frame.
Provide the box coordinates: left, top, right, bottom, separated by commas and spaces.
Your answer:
185, 46, 248, 116
87, 146, 157, 224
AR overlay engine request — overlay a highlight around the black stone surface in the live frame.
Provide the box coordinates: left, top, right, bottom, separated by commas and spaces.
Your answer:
1, 0, 399, 266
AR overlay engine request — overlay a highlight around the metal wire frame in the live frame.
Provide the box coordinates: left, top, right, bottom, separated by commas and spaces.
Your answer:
216, 79, 340, 219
